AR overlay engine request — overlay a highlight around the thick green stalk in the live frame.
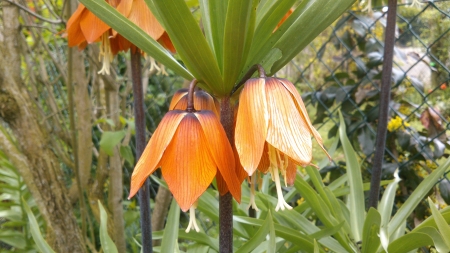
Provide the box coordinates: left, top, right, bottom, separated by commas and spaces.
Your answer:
368, 0, 397, 209
219, 97, 234, 253
131, 51, 153, 252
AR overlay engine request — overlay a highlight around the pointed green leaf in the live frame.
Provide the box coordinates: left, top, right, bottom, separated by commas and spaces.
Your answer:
178, 230, 219, 251
223, 0, 255, 91
99, 131, 126, 156
387, 232, 434, 253
22, 198, 56, 253
270, 0, 355, 74
160, 199, 180, 253
428, 198, 450, 249
236, 212, 273, 253
339, 111, 365, 242
199, 0, 228, 72
149, 0, 224, 95
388, 157, 450, 236
378, 172, 401, 228
413, 226, 450, 253
98, 201, 118, 253
361, 208, 381, 253
76, 0, 192, 80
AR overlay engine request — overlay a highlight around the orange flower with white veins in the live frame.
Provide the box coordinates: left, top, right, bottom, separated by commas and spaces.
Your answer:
129, 81, 241, 231
235, 67, 330, 211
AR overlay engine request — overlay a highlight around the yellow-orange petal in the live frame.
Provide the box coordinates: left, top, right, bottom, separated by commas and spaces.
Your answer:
127, 0, 165, 40
285, 158, 299, 186
169, 89, 188, 110
195, 111, 241, 203
279, 78, 330, 159
159, 113, 217, 212
79, 10, 110, 43
128, 110, 186, 198
67, 4, 87, 47
257, 142, 270, 174
158, 32, 176, 53
194, 91, 220, 117
265, 78, 312, 165
235, 78, 269, 175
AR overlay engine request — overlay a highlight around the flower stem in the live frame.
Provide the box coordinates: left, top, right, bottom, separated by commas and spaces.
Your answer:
368, 0, 397, 209
219, 97, 234, 253
230, 64, 265, 95
186, 79, 198, 112
131, 51, 153, 253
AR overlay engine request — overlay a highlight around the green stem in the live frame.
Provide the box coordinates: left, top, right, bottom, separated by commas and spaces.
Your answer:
131, 51, 153, 253
368, 0, 397, 209
219, 97, 234, 253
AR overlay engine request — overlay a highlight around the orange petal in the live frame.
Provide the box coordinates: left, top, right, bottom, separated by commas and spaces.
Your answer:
159, 113, 216, 212
235, 78, 268, 175
265, 78, 313, 165
194, 91, 220, 117
127, 0, 165, 40
285, 158, 299, 186
257, 142, 270, 173
169, 89, 188, 110
158, 32, 176, 53
279, 78, 330, 159
195, 111, 241, 203
128, 110, 186, 198
66, 4, 87, 47
79, 10, 110, 43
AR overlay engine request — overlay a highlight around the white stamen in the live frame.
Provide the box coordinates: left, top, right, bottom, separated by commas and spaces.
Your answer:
97, 33, 113, 75
272, 166, 292, 211
185, 206, 200, 233
247, 175, 259, 211
268, 145, 292, 211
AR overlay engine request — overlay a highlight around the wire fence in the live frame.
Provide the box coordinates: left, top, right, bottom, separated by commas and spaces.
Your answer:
277, 1, 450, 210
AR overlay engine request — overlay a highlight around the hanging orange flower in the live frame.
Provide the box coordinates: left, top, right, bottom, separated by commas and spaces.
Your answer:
235, 69, 330, 211
129, 83, 241, 214
66, 0, 174, 75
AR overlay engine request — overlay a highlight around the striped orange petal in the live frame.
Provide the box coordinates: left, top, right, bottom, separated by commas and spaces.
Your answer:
235, 78, 269, 175
66, 4, 87, 47
195, 111, 241, 202
79, 10, 110, 43
128, 110, 186, 198
279, 78, 330, 159
159, 113, 217, 212
265, 78, 312, 165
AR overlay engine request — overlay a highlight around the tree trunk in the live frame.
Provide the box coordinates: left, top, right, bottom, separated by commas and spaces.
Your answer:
0, 3, 86, 252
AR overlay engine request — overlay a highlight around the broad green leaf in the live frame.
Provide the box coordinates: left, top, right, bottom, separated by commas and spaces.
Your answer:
22, 198, 56, 253
428, 198, 450, 249
178, 230, 219, 251
378, 171, 401, 228
199, 0, 228, 72
309, 221, 345, 240
149, 0, 224, 95
388, 156, 450, 236
0, 230, 26, 249
98, 201, 118, 253
361, 208, 381, 253
314, 239, 320, 253
234, 216, 321, 253
387, 232, 434, 253
236, 212, 273, 253
99, 131, 126, 156
77, 0, 192, 80
119, 145, 134, 165
339, 111, 365, 242
223, 0, 255, 91
268, 212, 276, 253
160, 199, 180, 253
415, 206, 450, 229
413, 226, 449, 253
270, 0, 355, 74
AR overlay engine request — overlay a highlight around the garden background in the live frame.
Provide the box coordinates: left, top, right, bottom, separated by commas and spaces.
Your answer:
1, 0, 450, 252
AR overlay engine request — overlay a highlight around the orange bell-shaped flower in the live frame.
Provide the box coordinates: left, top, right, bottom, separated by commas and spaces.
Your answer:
235, 67, 330, 211
129, 82, 241, 213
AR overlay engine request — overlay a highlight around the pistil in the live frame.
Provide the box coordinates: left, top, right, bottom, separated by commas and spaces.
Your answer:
268, 145, 292, 211
98, 33, 113, 75
247, 174, 259, 211
185, 202, 200, 233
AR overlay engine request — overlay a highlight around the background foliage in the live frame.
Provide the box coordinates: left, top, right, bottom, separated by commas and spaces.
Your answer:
1, 0, 450, 252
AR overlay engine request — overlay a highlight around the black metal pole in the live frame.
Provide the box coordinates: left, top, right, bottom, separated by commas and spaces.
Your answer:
131, 51, 153, 252
368, 0, 397, 209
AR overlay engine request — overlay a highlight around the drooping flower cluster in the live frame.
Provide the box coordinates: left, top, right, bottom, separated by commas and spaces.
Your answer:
129, 66, 329, 231
66, 0, 174, 75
